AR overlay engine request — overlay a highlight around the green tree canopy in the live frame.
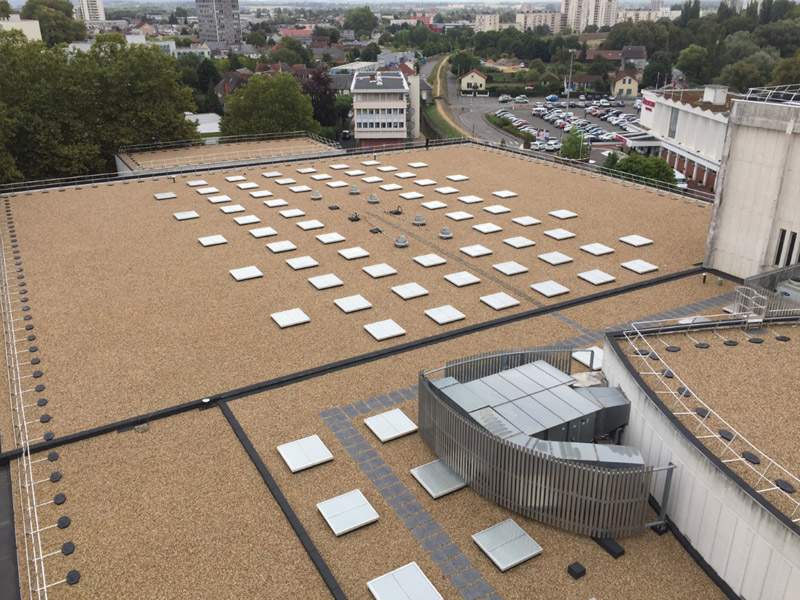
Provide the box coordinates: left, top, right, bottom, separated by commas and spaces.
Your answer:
0, 0, 11, 18
642, 51, 672, 88
614, 153, 676, 185
344, 6, 377, 37
716, 49, 778, 91
302, 68, 336, 127
772, 49, 800, 83
21, 0, 85, 46
560, 130, 589, 160
676, 43, 710, 83
754, 18, 800, 56
360, 42, 380, 62
220, 74, 320, 136
450, 50, 480, 76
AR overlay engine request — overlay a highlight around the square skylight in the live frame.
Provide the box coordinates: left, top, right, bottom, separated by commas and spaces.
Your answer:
377, 165, 398, 172
480, 292, 520, 311
421, 200, 447, 210
208, 195, 232, 204
329, 163, 349, 170
581, 243, 614, 256
493, 261, 528, 276
392, 282, 428, 300
538, 251, 573, 265
279, 208, 306, 218
414, 179, 436, 187
530, 280, 570, 298
308, 273, 343, 290
380, 183, 402, 191
484, 205, 510, 215
413, 254, 446, 267
237, 182, 258, 190
262, 171, 282, 178
234, 215, 260, 225
154, 192, 176, 200
400, 192, 424, 200
544, 228, 575, 240
460, 244, 492, 257
249, 190, 273, 199
395, 171, 416, 179
549, 209, 577, 220
493, 190, 518, 199
265, 199, 289, 208
221, 204, 245, 214
225, 175, 246, 182
472, 519, 542, 572
446, 211, 473, 221
361, 160, 380, 166
286, 255, 319, 270
363, 263, 397, 278
338, 246, 369, 260
444, 271, 480, 287
458, 195, 483, 204
311, 173, 332, 181
296, 167, 317, 174
364, 408, 418, 443
198, 235, 226, 247
362, 176, 383, 184
410, 460, 466, 500
196, 187, 219, 195
435, 186, 458, 195
271, 308, 311, 329
317, 489, 378, 536
275, 178, 296, 185
276, 434, 332, 473
249, 226, 277, 238
364, 319, 406, 341
578, 269, 616, 285
266, 240, 297, 254
447, 174, 469, 182
425, 305, 465, 325
503, 236, 535, 249
229, 266, 263, 281
187, 179, 207, 187
345, 169, 366, 176
512, 216, 540, 227
473, 222, 503, 234
619, 234, 654, 247
173, 210, 199, 221
408, 161, 428, 168
316, 232, 346, 244
297, 219, 324, 231
621, 259, 659, 274
334, 294, 372, 314
289, 185, 312, 193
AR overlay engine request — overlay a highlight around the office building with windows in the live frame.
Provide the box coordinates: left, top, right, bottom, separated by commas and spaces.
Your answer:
351, 71, 409, 143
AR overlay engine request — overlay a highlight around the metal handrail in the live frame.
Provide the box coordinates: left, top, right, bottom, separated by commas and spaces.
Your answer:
118, 130, 341, 154
621, 314, 800, 526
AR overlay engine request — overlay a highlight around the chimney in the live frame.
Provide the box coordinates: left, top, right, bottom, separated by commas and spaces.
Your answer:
702, 85, 728, 106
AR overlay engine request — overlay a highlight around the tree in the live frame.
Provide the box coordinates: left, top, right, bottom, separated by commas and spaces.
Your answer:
21, 0, 85, 46
450, 50, 479, 76
560, 130, 589, 160
642, 51, 672, 88
754, 18, 800, 57
614, 153, 676, 185
716, 50, 778, 91
676, 44, 709, 83
220, 74, 320, 136
343, 6, 377, 37
0, 1, 10, 18
302, 68, 336, 126
0, 101, 22, 183
197, 58, 221, 91
246, 30, 267, 47
772, 49, 800, 83
360, 42, 380, 62
722, 31, 762, 65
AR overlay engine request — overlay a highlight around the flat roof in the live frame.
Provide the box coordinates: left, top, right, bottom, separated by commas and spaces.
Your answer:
1, 141, 735, 599
352, 71, 408, 92
119, 135, 337, 171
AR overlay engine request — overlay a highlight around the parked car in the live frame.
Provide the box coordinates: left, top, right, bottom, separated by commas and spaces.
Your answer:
545, 94, 559, 102
499, 94, 512, 103
514, 95, 529, 103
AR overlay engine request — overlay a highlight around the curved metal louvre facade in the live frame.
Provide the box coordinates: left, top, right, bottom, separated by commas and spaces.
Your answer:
418, 349, 654, 538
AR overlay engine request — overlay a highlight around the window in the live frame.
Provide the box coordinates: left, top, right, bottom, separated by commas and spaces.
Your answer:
668, 107, 679, 138
774, 229, 787, 265
785, 231, 798, 267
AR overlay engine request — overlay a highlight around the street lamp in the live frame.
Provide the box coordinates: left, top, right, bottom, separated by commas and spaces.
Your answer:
561, 49, 576, 142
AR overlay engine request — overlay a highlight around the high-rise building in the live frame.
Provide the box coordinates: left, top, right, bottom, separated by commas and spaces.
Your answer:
515, 10, 562, 33
561, 0, 617, 32
473, 13, 500, 33
74, 0, 106, 22
196, 0, 242, 48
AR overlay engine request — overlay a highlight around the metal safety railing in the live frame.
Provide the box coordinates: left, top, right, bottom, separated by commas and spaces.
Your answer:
0, 222, 48, 598
117, 130, 341, 154
743, 84, 800, 106
620, 314, 800, 527
419, 348, 664, 538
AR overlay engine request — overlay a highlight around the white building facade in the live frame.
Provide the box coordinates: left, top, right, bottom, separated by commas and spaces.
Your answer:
351, 71, 410, 143
515, 11, 562, 33
74, 0, 105, 21
474, 13, 500, 33
196, 0, 242, 48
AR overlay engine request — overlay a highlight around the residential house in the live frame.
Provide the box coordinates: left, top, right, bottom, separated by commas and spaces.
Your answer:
622, 46, 648, 71
214, 68, 253, 102
611, 70, 639, 97
459, 69, 487, 94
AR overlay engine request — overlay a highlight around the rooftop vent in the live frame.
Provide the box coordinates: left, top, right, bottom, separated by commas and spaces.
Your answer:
702, 85, 728, 106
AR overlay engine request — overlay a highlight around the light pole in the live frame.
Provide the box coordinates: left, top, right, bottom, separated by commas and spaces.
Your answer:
561, 49, 575, 142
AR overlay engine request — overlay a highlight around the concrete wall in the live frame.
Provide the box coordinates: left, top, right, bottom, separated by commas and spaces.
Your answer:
604, 340, 800, 600
705, 101, 800, 279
